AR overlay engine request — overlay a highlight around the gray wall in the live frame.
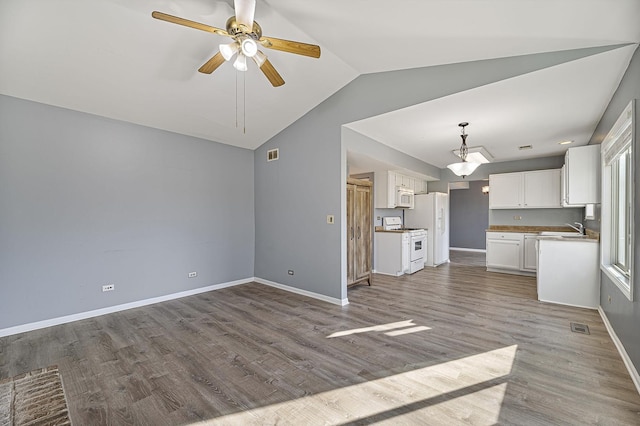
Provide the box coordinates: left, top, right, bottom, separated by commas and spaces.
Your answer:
254, 46, 623, 301
450, 181, 489, 249
0, 95, 255, 329
489, 208, 583, 226
588, 45, 640, 370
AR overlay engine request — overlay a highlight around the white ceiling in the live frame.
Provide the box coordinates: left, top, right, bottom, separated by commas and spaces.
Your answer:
1, 0, 639, 169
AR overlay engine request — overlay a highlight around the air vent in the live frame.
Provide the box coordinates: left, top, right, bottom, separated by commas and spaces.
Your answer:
518, 145, 533, 150
570, 322, 590, 334
267, 148, 279, 162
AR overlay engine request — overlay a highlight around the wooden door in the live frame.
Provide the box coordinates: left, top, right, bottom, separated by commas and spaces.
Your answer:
346, 184, 355, 283
354, 185, 371, 281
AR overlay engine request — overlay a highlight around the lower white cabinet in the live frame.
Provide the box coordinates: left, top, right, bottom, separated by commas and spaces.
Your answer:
523, 234, 538, 272
486, 232, 536, 276
486, 232, 522, 270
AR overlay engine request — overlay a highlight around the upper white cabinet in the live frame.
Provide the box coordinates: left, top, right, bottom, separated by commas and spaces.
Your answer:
489, 173, 523, 208
523, 169, 561, 208
374, 171, 428, 208
489, 169, 561, 209
563, 145, 601, 206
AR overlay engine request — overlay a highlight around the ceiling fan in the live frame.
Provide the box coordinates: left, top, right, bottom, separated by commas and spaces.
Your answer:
152, 0, 321, 87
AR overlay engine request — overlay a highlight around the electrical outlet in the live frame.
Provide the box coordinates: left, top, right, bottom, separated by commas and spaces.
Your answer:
513, 215, 522, 220
288, 270, 294, 275
608, 295, 612, 303
188, 272, 197, 278
327, 215, 335, 224
102, 284, 114, 292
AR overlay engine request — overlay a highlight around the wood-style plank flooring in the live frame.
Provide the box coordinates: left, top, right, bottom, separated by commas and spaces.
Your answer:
2, 255, 640, 425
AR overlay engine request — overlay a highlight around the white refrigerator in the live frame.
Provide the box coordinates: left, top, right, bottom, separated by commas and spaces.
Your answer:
404, 192, 449, 266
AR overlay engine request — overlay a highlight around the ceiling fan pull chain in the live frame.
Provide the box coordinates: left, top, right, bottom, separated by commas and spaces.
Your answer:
243, 71, 247, 134
235, 71, 239, 129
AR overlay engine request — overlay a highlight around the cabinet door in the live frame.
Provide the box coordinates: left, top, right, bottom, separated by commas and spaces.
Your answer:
566, 145, 601, 204
489, 173, 523, 209
346, 184, 355, 283
414, 179, 428, 194
523, 169, 561, 208
397, 174, 413, 189
354, 185, 372, 281
486, 233, 522, 270
523, 234, 538, 271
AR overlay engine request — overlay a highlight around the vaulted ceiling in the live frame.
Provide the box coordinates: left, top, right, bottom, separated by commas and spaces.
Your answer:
1, 0, 638, 168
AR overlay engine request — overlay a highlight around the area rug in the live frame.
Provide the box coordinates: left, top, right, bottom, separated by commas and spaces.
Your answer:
0, 365, 71, 425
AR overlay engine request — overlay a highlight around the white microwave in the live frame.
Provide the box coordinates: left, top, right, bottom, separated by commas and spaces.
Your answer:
395, 186, 414, 209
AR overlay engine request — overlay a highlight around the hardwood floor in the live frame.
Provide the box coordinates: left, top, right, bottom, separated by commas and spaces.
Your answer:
2, 261, 640, 425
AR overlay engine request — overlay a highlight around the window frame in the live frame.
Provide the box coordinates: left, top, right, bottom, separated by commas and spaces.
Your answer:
601, 100, 635, 301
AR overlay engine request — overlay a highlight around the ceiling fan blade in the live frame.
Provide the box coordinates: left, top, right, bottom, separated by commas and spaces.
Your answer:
259, 59, 285, 87
259, 36, 321, 58
198, 52, 226, 74
234, 0, 256, 30
152, 11, 228, 37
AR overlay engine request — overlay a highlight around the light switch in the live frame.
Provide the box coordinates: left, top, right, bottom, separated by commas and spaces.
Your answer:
327, 215, 335, 224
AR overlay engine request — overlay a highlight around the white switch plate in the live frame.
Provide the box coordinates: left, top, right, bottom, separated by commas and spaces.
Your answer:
102, 284, 114, 292
188, 272, 197, 278
327, 215, 335, 224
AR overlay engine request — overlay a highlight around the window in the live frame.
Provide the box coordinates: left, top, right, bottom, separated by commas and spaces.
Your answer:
601, 100, 635, 301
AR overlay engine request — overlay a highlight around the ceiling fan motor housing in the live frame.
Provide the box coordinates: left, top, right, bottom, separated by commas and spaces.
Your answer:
226, 16, 262, 39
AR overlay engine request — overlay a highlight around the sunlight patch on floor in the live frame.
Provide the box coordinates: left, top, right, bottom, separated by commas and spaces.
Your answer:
194, 344, 518, 425
326, 320, 429, 338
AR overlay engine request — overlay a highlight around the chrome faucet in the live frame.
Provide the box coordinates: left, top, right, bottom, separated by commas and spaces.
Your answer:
565, 222, 585, 234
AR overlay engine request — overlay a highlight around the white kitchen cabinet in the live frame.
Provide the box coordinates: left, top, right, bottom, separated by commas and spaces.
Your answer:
489, 169, 561, 209
398, 174, 414, 189
374, 171, 396, 208
414, 179, 428, 194
486, 231, 537, 276
486, 232, 523, 271
523, 169, 561, 208
537, 238, 599, 308
522, 234, 538, 271
489, 173, 523, 208
375, 171, 427, 208
563, 145, 601, 205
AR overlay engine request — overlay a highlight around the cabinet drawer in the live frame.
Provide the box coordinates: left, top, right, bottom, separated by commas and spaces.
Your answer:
486, 232, 522, 240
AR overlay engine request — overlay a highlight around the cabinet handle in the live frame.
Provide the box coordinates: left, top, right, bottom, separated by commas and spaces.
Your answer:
351, 227, 354, 240
357, 226, 361, 239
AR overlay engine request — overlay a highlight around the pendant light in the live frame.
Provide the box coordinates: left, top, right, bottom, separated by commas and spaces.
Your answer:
447, 122, 481, 178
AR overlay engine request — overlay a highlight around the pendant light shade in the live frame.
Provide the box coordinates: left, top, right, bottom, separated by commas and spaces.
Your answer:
447, 161, 481, 177
446, 122, 481, 178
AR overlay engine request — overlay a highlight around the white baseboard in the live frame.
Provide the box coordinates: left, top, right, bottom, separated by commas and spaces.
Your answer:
450, 247, 487, 253
598, 306, 640, 395
0, 277, 349, 338
0, 278, 253, 338
254, 277, 348, 306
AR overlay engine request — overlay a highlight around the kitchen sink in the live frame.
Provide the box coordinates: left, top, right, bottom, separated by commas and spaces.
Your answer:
539, 231, 585, 237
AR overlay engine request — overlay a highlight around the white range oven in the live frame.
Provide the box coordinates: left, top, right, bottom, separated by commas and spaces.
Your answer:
407, 229, 427, 273
374, 217, 427, 275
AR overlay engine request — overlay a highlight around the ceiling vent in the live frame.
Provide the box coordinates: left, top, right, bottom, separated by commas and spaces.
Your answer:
518, 145, 533, 150
267, 148, 279, 162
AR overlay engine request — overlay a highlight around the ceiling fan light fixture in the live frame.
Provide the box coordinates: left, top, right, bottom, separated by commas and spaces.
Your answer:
252, 50, 267, 67
446, 122, 481, 178
219, 42, 239, 61
233, 53, 248, 71
240, 37, 258, 58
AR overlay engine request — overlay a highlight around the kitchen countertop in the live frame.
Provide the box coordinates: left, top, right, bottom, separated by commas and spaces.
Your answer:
486, 225, 599, 241
375, 226, 427, 233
